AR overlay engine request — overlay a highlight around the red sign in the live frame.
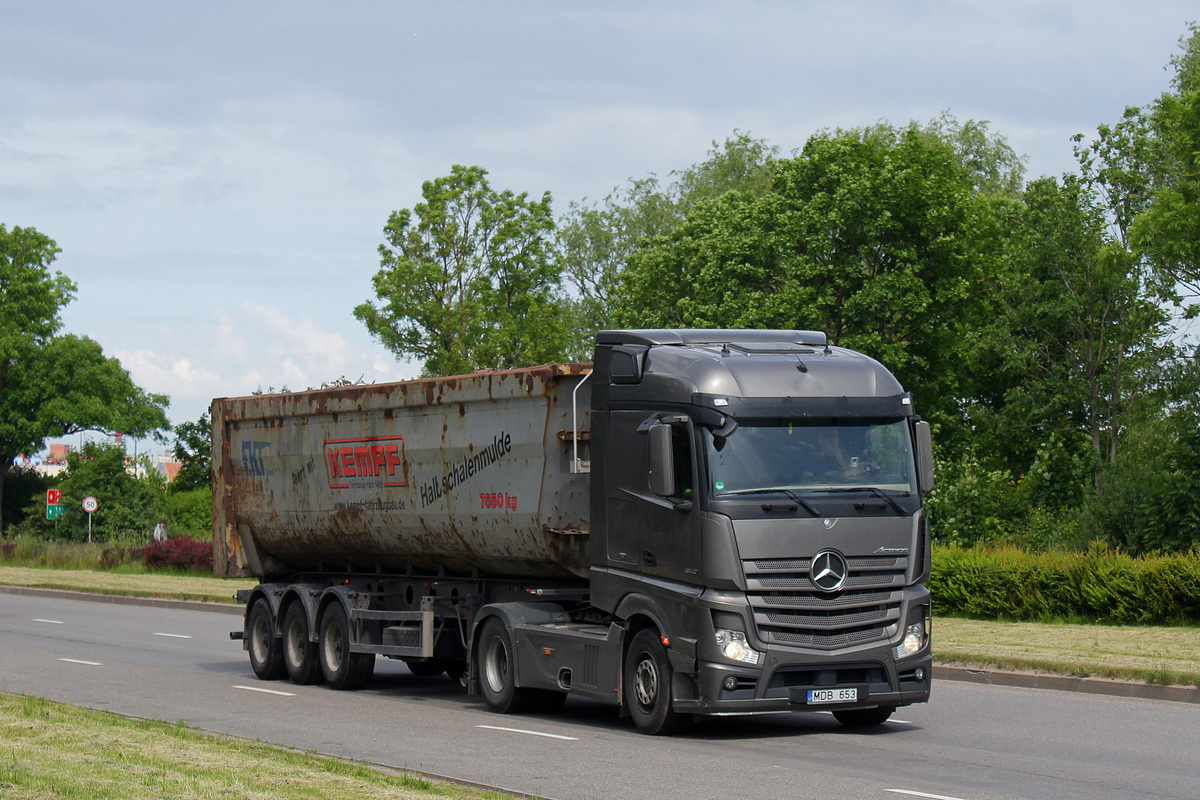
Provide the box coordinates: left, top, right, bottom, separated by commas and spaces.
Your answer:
325, 436, 406, 489
46, 489, 63, 505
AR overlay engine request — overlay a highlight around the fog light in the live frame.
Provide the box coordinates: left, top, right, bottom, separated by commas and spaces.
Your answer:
722, 676, 739, 691
715, 629, 764, 666
915, 667, 926, 681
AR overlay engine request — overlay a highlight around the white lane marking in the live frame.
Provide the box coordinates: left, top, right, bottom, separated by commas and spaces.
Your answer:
476, 725, 579, 741
33, 619, 64, 624
233, 685, 296, 697
153, 632, 193, 639
886, 790, 973, 800
57, 658, 103, 666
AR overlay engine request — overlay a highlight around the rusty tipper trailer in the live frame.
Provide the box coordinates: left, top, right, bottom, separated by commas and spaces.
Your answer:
214, 329, 935, 734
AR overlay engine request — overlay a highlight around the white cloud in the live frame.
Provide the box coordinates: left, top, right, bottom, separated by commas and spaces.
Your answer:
112, 303, 414, 429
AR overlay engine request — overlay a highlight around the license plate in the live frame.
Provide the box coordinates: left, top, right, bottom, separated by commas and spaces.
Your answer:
807, 687, 857, 704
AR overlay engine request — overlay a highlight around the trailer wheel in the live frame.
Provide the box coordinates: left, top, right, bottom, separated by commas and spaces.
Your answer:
318, 602, 374, 690
478, 618, 535, 713
247, 598, 285, 680
833, 705, 895, 728
624, 629, 684, 735
282, 603, 322, 685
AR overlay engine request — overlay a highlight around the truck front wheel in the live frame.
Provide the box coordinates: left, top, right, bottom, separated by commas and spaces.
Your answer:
478, 618, 535, 713
624, 629, 684, 735
318, 603, 374, 690
247, 598, 285, 680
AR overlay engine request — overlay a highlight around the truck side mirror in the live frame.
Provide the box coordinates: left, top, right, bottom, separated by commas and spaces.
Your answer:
648, 423, 675, 498
913, 420, 935, 492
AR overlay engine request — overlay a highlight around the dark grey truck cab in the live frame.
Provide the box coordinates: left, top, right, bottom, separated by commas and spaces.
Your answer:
584, 329, 933, 730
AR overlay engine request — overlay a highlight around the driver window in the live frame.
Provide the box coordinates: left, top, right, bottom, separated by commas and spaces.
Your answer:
670, 424, 693, 499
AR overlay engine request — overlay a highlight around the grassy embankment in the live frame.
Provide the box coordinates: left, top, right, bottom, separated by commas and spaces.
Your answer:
2, 564, 1198, 687
0, 692, 514, 800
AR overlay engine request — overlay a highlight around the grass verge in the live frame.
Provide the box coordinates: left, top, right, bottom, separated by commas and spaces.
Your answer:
0, 565, 252, 604
934, 616, 1200, 689
0, 692, 513, 800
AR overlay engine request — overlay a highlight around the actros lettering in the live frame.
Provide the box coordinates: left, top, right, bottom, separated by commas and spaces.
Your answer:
325, 436, 406, 489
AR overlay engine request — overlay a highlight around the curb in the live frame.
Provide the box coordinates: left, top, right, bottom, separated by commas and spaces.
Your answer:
5, 585, 1196, 705
0, 584, 243, 616
933, 663, 1200, 705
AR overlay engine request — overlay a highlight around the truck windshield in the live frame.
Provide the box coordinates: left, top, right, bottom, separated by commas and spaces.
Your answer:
704, 419, 917, 497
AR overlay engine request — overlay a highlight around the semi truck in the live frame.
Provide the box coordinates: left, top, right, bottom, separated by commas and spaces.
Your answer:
213, 329, 934, 734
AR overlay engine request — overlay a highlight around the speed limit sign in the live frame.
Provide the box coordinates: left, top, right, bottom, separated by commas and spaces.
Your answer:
82, 496, 98, 513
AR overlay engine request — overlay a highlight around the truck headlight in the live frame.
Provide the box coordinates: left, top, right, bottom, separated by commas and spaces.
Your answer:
715, 629, 763, 666
894, 608, 929, 659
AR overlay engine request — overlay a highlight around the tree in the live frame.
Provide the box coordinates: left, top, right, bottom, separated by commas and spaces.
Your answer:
556, 176, 679, 358
1132, 24, 1200, 302
556, 132, 780, 356
355, 165, 569, 377
170, 412, 211, 494
616, 121, 1011, 445
35, 441, 162, 541
985, 177, 1172, 480
0, 224, 169, 534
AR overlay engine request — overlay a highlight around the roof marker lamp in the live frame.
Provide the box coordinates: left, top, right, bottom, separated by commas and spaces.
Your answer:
715, 629, 763, 666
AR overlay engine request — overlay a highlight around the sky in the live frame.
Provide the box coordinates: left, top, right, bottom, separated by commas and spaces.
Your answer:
2, 1, 1195, 456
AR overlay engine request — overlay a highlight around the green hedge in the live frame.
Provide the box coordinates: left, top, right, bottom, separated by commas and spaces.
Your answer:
930, 544, 1200, 625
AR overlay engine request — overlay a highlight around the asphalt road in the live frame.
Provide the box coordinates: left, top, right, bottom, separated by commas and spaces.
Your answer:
1, 592, 1198, 800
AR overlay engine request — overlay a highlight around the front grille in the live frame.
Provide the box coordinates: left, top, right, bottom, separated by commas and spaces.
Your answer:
771, 665, 886, 688
744, 555, 907, 651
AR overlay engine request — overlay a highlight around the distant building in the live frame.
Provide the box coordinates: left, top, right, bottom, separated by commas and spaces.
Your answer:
13, 447, 182, 482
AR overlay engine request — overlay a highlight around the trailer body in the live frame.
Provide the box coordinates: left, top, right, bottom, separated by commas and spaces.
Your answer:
215, 330, 934, 733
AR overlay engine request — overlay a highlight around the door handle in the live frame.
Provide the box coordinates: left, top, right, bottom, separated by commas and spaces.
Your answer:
641, 550, 657, 567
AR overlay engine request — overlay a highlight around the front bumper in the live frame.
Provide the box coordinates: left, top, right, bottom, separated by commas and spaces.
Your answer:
675, 649, 932, 715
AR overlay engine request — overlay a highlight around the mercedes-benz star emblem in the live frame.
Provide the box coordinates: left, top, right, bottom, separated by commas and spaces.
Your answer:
811, 550, 848, 592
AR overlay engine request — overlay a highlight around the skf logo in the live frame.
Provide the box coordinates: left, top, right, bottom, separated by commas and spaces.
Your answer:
242, 441, 270, 476
325, 436, 406, 489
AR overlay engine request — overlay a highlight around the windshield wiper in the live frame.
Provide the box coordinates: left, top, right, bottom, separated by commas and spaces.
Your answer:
818, 486, 906, 514
722, 488, 821, 517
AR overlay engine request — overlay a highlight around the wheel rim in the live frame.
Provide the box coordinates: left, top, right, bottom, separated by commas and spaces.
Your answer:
250, 614, 271, 663
285, 617, 304, 666
323, 618, 345, 672
633, 652, 659, 710
484, 635, 509, 695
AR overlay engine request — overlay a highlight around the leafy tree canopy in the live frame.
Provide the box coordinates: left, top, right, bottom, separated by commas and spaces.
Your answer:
1131, 23, 1200, 301
0, 224, 169, 533
170, 412, 211, 494
557, 132, 779, 353
355, 165, 569, 377
615, 120, 1016, 447
23, 441, 162, 542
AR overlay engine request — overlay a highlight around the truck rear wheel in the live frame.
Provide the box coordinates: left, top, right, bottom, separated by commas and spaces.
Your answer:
282, 603, 322, 685
624, 629, 684, 735
247, 598, 285, 680
833, 705, 895, 727
318, 602, 374, 690
478, 618, 535, 713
